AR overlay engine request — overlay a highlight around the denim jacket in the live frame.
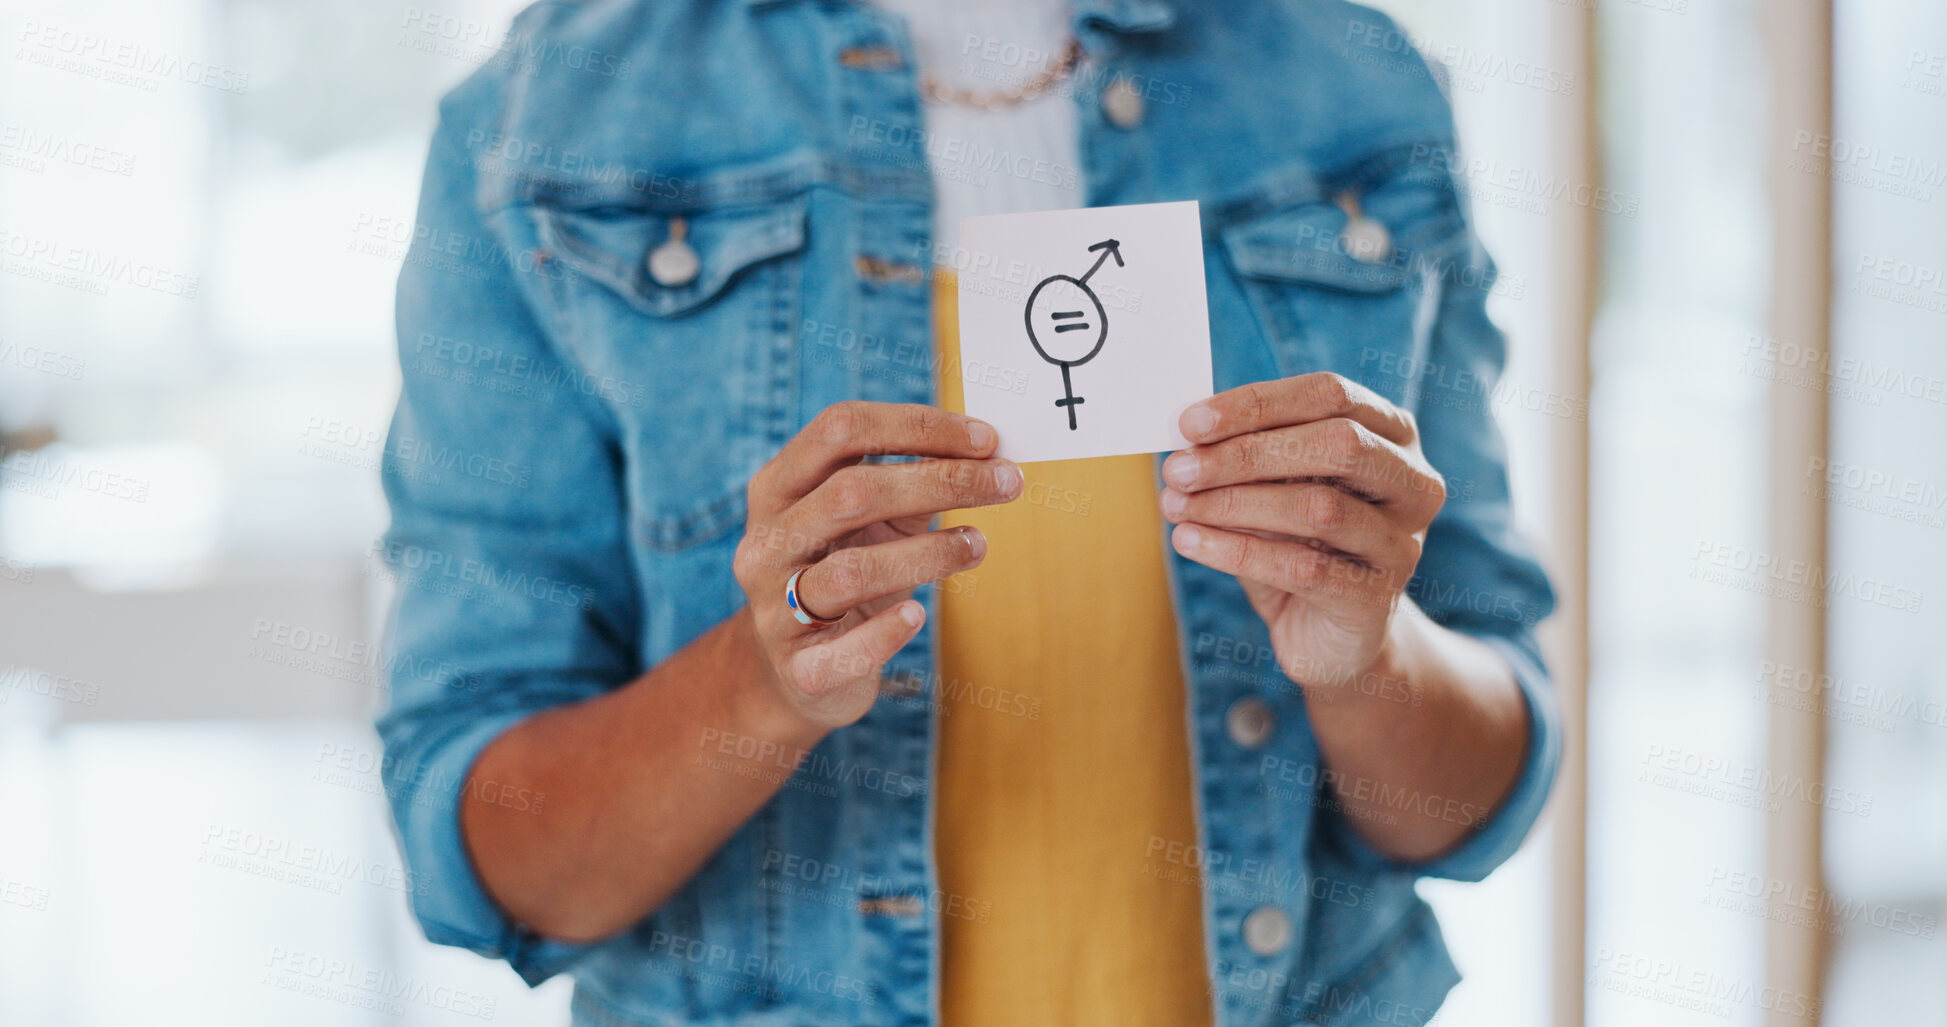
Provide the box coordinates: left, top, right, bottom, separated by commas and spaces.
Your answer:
376, 1, 1560, 1024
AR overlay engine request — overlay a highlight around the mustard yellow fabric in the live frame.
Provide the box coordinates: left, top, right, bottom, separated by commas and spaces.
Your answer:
931, 271, 1212, 1026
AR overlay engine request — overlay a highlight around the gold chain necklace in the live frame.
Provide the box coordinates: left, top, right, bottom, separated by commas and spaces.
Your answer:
919, 37, 1083, 111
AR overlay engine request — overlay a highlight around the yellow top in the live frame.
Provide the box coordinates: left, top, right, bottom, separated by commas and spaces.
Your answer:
931, 271, 1212, 1026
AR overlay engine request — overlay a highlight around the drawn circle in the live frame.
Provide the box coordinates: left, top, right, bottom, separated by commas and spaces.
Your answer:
1024, 275, 1109, 367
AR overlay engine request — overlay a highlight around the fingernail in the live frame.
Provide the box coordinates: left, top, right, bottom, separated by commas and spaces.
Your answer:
993, 463, 1022, 497
1160, 489, 1187, 519
1173, 523, 1202, 554
958, 526, 987, 559
1162, 451, 1199, 488
966, 419, 996, 451
898, 601, 925, 627
1183, 404, 1218, 439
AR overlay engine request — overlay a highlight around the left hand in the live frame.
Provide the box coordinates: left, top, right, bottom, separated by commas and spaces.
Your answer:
1160, 372, 1446, 692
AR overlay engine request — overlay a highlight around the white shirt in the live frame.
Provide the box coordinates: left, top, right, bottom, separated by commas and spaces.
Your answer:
874, 0, 1085, 258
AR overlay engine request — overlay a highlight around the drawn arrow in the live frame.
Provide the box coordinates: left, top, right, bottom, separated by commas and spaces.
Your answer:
1078, 238, 1123, 285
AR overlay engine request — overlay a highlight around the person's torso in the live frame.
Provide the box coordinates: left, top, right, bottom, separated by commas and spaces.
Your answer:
446, 2, 1478, 1023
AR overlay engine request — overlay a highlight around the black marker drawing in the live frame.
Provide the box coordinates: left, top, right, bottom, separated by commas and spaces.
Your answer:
1024, 238, 1123, 430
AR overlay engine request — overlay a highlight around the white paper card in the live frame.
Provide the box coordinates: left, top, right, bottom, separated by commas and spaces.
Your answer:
955, 201, 1213, 464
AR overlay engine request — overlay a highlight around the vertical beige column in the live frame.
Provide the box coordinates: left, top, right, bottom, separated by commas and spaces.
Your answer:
1544, 3, 1597, 1025
1760, 1, 1833, 1022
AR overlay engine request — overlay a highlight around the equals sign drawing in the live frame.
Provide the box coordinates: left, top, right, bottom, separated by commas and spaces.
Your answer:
1050, 311, 1091, 333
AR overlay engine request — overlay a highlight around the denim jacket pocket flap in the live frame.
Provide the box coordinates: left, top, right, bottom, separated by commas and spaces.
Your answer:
534, 198, 809, 318
1220, 203, 1409, 294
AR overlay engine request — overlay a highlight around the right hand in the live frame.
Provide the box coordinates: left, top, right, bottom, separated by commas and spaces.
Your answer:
732, 401, 1023, 730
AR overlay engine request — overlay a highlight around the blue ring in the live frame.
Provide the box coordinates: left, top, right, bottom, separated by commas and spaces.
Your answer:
785, 568, 841, 627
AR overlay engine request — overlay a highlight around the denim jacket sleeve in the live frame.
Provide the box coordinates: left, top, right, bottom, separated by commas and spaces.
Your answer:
1318, 229, 1564, 885
374, 63, 640, 985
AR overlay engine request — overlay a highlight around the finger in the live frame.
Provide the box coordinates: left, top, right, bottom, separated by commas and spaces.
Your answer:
794, 526, 986, 620
758, 402, 1000, 506
788, 600, 927, 703
787, 458, 1023, 547
1180, 373, 1417, 447
1161, 418, 1444, 512
1159, 483, 1411, 567
1169, 522, 1395, 607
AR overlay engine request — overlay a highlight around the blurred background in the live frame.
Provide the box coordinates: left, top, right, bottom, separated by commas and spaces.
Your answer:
1, 0, 1940, 1024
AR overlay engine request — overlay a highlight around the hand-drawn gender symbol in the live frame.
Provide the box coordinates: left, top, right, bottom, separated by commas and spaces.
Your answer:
1024, 238, 1124, 430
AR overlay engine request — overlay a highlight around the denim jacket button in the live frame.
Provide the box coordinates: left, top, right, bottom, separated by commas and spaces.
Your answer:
1102, 78, 1145, 129
1243, 905, 1293, 956
648, 238, 700, 287
1342, 215, 1393, 264
1225, 697, 1274, 748
648, 217, 701, 287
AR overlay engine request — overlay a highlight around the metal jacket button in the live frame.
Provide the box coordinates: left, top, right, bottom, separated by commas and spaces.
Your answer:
647, 217, 700, 287
1342, 214, 1392, 265
1226, 697, 1275, 749
1102, 78, 1145, 129
1243, 905, 1293, 956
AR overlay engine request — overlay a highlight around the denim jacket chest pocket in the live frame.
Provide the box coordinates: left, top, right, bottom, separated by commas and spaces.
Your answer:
1218, 171, 1467, 409
525, 194, 810, 552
